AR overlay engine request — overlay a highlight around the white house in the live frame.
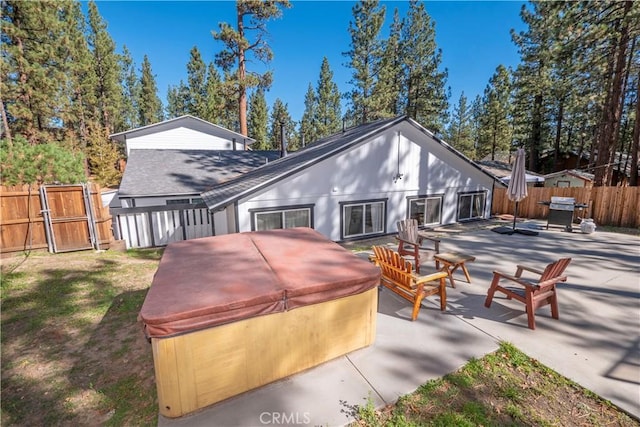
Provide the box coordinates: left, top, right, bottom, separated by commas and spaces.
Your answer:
202, 116, 500, 241
110, 115, 254, 155
108, 116, 277, 248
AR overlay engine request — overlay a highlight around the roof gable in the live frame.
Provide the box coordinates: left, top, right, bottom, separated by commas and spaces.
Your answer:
109, 115, 255, 144
201, 116, 500, 210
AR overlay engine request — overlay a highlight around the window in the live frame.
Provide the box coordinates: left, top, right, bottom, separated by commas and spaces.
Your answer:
409, 196, 442, 226
251, 206, 312, 231
166, 199, 190, 205
166, 198, 204, 206
556, 181, 570, 188
342, 200, 386, 239
457, 192, 486, 221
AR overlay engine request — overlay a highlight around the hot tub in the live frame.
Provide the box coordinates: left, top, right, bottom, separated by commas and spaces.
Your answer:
139, 228, 380, 418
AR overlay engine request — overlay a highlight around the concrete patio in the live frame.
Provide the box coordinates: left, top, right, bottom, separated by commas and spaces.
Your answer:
159, 221, 640, 426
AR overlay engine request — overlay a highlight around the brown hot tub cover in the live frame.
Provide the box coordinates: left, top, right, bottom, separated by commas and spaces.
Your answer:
139, 228, 381, 338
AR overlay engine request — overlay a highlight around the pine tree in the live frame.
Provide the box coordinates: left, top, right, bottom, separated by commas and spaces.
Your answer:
247, 89, 269, 150
58, 0, 100, 152
85, 121, 121, 186
213, 0, 290, 136
344, 0, 386, 125
400, 0, 449, 133
186, 46, 207, 118
1, 136, 86, 185
166, 81, 190, 118
138, 55, 163, 126
268, 99, 296, 151
511, 2, 554, 170
477, 65, 512, 161
204, 63, 224, 124
218, 70, 241, 131
1, 1, 66, 144
315, 57, 342, 139
446, 93, 475, 159
87, 1, 123, 134
120, 46, 140, 130
373, 7, 403, 118
299, 83, 318, 145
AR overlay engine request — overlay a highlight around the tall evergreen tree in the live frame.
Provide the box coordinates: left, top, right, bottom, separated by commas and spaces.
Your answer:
87, 0, 123, 134
213, 0, 290, 136
477, 65, 512, 161
58, 0, 99, 152
344, 0, 386, 125
299, 83, 318, 145
166, 81, 190, 118
1, 0, 66, 144
511, 3, 553, 170
204, 63, 224, 124
315, 57, 342, 139
138, 55, 163, 126
400, 0, 449, 133
247, 89, 269, 149
119, 46, 139, 130
446, 93, 475, 159
268, 98, 296, 151
373, 7, 403, 118
186, 46, 207, 118
218, 71, 241, 131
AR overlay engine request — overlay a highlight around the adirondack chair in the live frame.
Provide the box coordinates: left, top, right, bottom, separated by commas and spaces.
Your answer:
395, 219, 440, 273
372, 245, 448, 321
484, 258, 572, 330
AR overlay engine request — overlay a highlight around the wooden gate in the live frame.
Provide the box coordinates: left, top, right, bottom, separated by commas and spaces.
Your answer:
40, 184, 100, 253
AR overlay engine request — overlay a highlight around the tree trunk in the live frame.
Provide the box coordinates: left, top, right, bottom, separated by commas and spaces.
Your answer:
630, 70, 640, 187
0, 96, 12, 145
553, 100, 563, 171
237, 7, 248, 136
529, 93, 543, 171
594, 1, 631, 186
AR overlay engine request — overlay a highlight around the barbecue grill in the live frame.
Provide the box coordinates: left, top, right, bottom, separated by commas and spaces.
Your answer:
540, 196, 588, 232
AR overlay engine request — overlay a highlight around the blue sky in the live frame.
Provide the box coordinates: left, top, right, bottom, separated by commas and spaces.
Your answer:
91, 1, 527, 123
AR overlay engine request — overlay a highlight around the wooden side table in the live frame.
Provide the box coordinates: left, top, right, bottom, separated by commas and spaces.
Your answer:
433, 252, 476, 288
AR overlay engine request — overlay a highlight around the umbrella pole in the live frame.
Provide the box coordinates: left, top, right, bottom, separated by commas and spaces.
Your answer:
513, 202, 518, 231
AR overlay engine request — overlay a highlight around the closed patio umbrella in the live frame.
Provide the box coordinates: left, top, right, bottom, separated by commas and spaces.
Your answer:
507, 147, 528, 231
493, 147, 538, 235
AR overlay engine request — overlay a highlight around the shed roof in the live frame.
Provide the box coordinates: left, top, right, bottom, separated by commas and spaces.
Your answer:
118, 149, 280, 198
109, 115, 255, 145
201, 115, 500, 211
544, 169, 594, 182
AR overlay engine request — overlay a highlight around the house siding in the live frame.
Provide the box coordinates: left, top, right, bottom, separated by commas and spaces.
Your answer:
233, 122, 494, 241
125, 127, 244, 154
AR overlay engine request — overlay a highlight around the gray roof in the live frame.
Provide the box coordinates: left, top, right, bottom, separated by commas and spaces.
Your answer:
118, 149, 280, 198
202, 116, 405, 210
201, 115, 500, 211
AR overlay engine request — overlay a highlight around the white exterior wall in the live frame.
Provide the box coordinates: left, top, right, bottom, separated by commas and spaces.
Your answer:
232, 122, 494, 241
125, 127, 244, 154
544, 174, 590, 188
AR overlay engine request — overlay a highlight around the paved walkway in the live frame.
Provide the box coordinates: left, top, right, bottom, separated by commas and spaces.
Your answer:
159, 221, 640, 426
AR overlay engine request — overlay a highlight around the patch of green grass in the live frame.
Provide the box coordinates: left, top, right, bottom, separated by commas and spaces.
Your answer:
2, 250, 160, 426
352, 341, 638, 427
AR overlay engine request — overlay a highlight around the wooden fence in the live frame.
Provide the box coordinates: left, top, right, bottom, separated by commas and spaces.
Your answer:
492, 186, 640, 229
1, 183, 113, 254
